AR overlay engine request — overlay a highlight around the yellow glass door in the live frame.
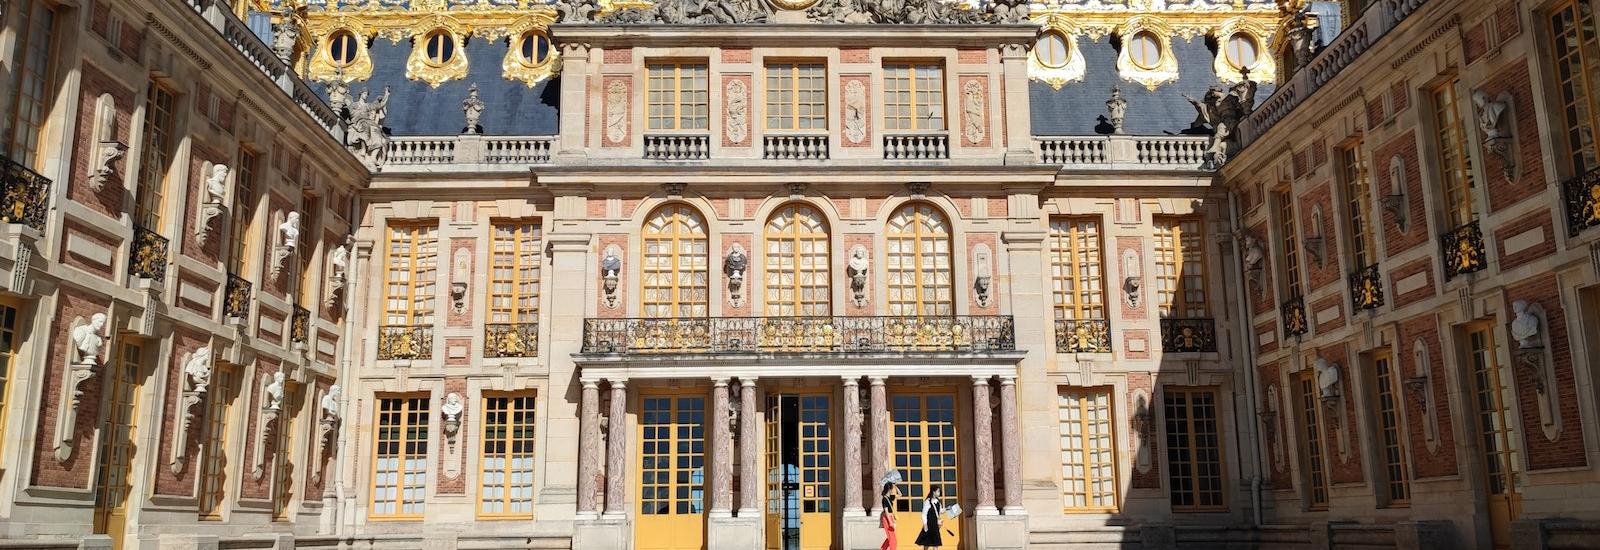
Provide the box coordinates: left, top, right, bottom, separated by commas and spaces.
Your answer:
765, 394, 834, 550
1466, 327, 1521, 548
892, 393, 959, 549
94, 342, 144, 550
637, 394, 706, 550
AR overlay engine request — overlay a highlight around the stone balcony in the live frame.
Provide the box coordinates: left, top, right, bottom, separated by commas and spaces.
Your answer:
580, 315, 1015, 357
1035, 134, 1209, 171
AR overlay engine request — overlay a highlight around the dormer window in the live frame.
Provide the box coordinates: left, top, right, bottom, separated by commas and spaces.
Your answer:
517, 30, 553, 67
1128, 31, 1163, 70
1224, 33, 1260, 71
328, 30, 358, 67
1035, 30, 1071, 69
425, 31, 456, 66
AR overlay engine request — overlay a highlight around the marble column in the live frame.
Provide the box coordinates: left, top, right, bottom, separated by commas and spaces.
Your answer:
972, 376, 997, 514
998, 375, 1025, 515
869, 376, 888, 514
738, 378, 761, 516
603, 379, 628, 518
577, 379, 601, 519
710, 378, 733, 517
842, 376, 864, 515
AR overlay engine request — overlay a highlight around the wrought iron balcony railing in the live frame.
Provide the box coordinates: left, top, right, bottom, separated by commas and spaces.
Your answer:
1441, 220, 1487, 281
224, 272, 252, 319
378, 324, 433, 360
1054, 318, 1111, 353
291, 306, 311, 345
1563, 167, 1600, 237
485, 322, 539, 358
1349, 263, 1384, 311
582, 316, 1016, 355
129, 225, 169, 282
1160, 318, 1217, 353
1281, 294, 1309, 337
1, 154, 50, 231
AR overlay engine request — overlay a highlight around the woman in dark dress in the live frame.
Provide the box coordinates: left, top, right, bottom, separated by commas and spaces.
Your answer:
914, 486, 944, 549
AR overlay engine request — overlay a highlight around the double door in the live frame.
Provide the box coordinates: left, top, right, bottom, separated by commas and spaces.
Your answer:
765, 393, 832, 550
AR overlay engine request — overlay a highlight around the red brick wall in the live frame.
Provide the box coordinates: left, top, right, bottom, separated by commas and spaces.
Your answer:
1390, 80, 1410, 114
1492, 211, 1556, 271
1373, 133, 1428, 256
720, 48, 751, 64
1464, 22, 1489, 64
1256, 320, 1279, 355
59, 222, 118, 281
840, 49, 870, 64
69, 64, 134, 218
180, 142, 227, 263
1504, 274, 1588, 470
1298, 182, 1340, 291
1317, 344, 1363, 484
177, 275, 214, 317
987, 197, 1008, 218
957, 49, 986, 65
317, 330, 338, 365
1387, 257, 1435, 309
1478, 61, 1545, 212
1366, 97, 1385, 130
30, 289, 110, 489
1310, 293, 1345, 334
1397, 314, 1459, 478
966, 233, 998, 315
602, 48, 633, 65
154, 329, 208, 497
1497, 4, 1522, 43
444, 337, 471, 367
438, 377, 468, 494
1122, 329, 1150, 360
447, 238, 474, 328
1126, 372, 1160, 489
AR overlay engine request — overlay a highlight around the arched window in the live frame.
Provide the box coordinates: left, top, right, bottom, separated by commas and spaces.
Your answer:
1127, 31, 1163, 70
424, 30, 455, 65
328, 30, 358, 67
642, 205, 709, 318
764, 204, 831, 316
517, 30, 553, 67
1035, 31, 1071, 69
886, 203, 953, 317
1224, 33, 1259, 71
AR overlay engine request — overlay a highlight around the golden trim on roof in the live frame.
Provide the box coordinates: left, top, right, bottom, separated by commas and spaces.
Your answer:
1212, 16, 1275, 84
1024, 0, 1278, 90
301, 0, 560, 84
1029, 14, 1087, 90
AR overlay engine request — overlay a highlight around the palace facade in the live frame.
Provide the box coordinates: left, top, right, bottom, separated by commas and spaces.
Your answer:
0, 0, 1596, 549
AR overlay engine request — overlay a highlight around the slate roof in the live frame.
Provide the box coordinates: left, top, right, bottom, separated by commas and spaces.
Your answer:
311, 37, 561, 137
1030, 36, 1276, 136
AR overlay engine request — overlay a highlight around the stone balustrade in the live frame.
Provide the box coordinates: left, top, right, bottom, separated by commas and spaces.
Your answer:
1036, 135, 1211, 170
763, 134, 830, 160
883, 133, 950, 160
644, 134, 712, 160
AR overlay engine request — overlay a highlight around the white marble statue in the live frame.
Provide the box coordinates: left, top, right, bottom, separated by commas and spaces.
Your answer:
321, 385, 342, 420
847, 245, 870, 306
442, 392, 464, 422
204, 164, 230, 204
462, 83, 485, 134
330, 243, 350, 279
1511, 300, 1541, 349
71, 313, 108, 366
280, 212, 302, 250
1472, 90, 1507, 143
1314, 357, 1340, 399
184, 346, 212, 393
265, 372, 286, 411
1106, 86, 1127, 134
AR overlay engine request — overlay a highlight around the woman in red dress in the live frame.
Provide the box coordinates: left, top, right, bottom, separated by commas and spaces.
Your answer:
880, 482, 900, 550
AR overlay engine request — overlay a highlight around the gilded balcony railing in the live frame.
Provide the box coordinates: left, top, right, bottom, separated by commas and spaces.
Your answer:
1349, 263, 1384, 311
581, 316, 1016, 355
1441, 220, 1487, 281
1281, 294, 1309, 337
378, 325, 433, 360
485, 322, 539, 358
1562, 167, 1600, 237
291, 306, 311, 344
1054, 318, 1111, 353
1159, 318, 1217, 353
224, 272, 252, 319
1, 154, 50, 231
129, 225, 170, 282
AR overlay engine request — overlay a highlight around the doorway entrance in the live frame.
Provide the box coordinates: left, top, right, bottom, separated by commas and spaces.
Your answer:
1464, 326, 1521, 548
94, 341, 144, 550
765, 393, 833, 550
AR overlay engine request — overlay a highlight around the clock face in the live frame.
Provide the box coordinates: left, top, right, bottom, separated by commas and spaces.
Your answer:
769, 0, 822, 10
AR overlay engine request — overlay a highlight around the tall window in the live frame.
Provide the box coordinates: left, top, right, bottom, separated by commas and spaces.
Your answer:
1164, 387, 1225, 511
94, 342, 144, 537
383, 224, 439, 327
296, 194, 319, 306
886, 204, 953, 316
642, 205, 710, 318
1296, 371, 1330, 509
372, 396, 429, 519
489, 221, 542, 324
639, 394, 706, 516
1431, 79, 1477, 228
1548, 0, 1600, 174
883, 64, 945, 131
479, 393, 537, 519
1154, 217, 1209, 317
1058, 389, 1117, 511
0, 0, 58, 169
135, 83, 178, 230
273, 383, 302, 520
198, 364, 238, 519
1466, 326, 1519, 505
647, 63, 709, 131
1339, 143, 1376, 268
764, 204, 831, 316
766, 63, 827, 131
228, 149, 259, 275
1274, 191, 1303, 299
1049, 218, 1105, 321
1372, 352, 1411, 507
0, 302, 17, 464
